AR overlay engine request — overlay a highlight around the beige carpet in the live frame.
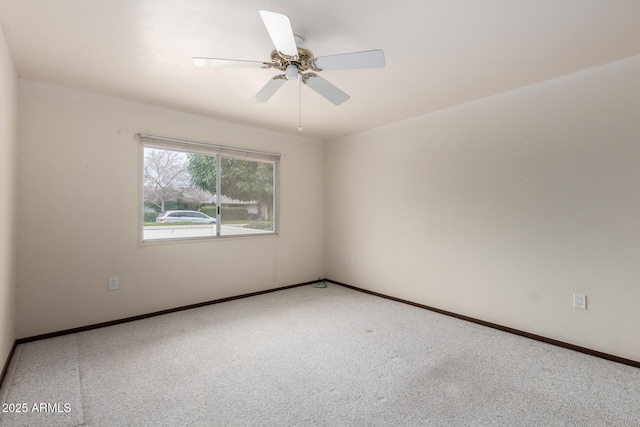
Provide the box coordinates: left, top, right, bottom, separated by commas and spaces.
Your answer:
1, 283, 639, 426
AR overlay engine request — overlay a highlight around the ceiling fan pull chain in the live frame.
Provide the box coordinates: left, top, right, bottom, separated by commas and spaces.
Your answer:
298, 77, 303, 132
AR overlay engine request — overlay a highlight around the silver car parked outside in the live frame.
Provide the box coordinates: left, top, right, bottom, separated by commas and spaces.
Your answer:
156, 210, 216, 224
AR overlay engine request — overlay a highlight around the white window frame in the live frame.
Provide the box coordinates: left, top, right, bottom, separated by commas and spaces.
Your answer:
139, 133, 279, 243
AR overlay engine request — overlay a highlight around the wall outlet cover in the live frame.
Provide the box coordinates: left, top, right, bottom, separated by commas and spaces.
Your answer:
108, 276, 119, 290
573, 293, 587, 309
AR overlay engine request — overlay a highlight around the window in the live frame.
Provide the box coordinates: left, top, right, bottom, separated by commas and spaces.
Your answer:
140, 134, 279, 242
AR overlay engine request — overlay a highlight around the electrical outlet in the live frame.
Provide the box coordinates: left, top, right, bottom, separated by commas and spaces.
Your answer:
108, 276, 119, 291
573, 293, 586, 309
350, 255, 356, 266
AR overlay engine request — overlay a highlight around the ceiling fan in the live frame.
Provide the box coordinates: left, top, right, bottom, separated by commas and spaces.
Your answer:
193, 10, 386, 106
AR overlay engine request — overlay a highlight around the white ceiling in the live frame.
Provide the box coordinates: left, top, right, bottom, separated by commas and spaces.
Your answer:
1, 1, 639, 140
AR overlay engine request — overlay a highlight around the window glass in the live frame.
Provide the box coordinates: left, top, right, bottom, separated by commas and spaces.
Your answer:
220, 158, 274, 236
141, 139, 278, 242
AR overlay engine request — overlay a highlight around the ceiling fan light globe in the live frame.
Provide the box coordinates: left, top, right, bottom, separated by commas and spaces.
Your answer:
285, 64, 298, 80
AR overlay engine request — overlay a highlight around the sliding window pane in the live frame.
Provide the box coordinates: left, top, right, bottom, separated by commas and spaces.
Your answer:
219, 157, 275, 236
142, 147, 217, 241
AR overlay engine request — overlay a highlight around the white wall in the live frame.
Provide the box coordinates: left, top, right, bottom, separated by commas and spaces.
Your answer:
16, 81, 325, 338
326, 56, 640, 362
0, 25, 17, 366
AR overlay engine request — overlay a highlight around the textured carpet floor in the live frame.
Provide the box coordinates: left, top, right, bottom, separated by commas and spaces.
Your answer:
1, 284, 639, 426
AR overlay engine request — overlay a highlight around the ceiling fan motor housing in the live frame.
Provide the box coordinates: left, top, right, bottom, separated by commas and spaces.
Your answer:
269, 35, 317, 78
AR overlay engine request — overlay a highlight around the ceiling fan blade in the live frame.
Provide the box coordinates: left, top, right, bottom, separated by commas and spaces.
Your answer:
259, 10, 298, 58
192, 57, 270, 68
303, 74, 350, 105
313, 50, 386, 71
251, 76, 287, 103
